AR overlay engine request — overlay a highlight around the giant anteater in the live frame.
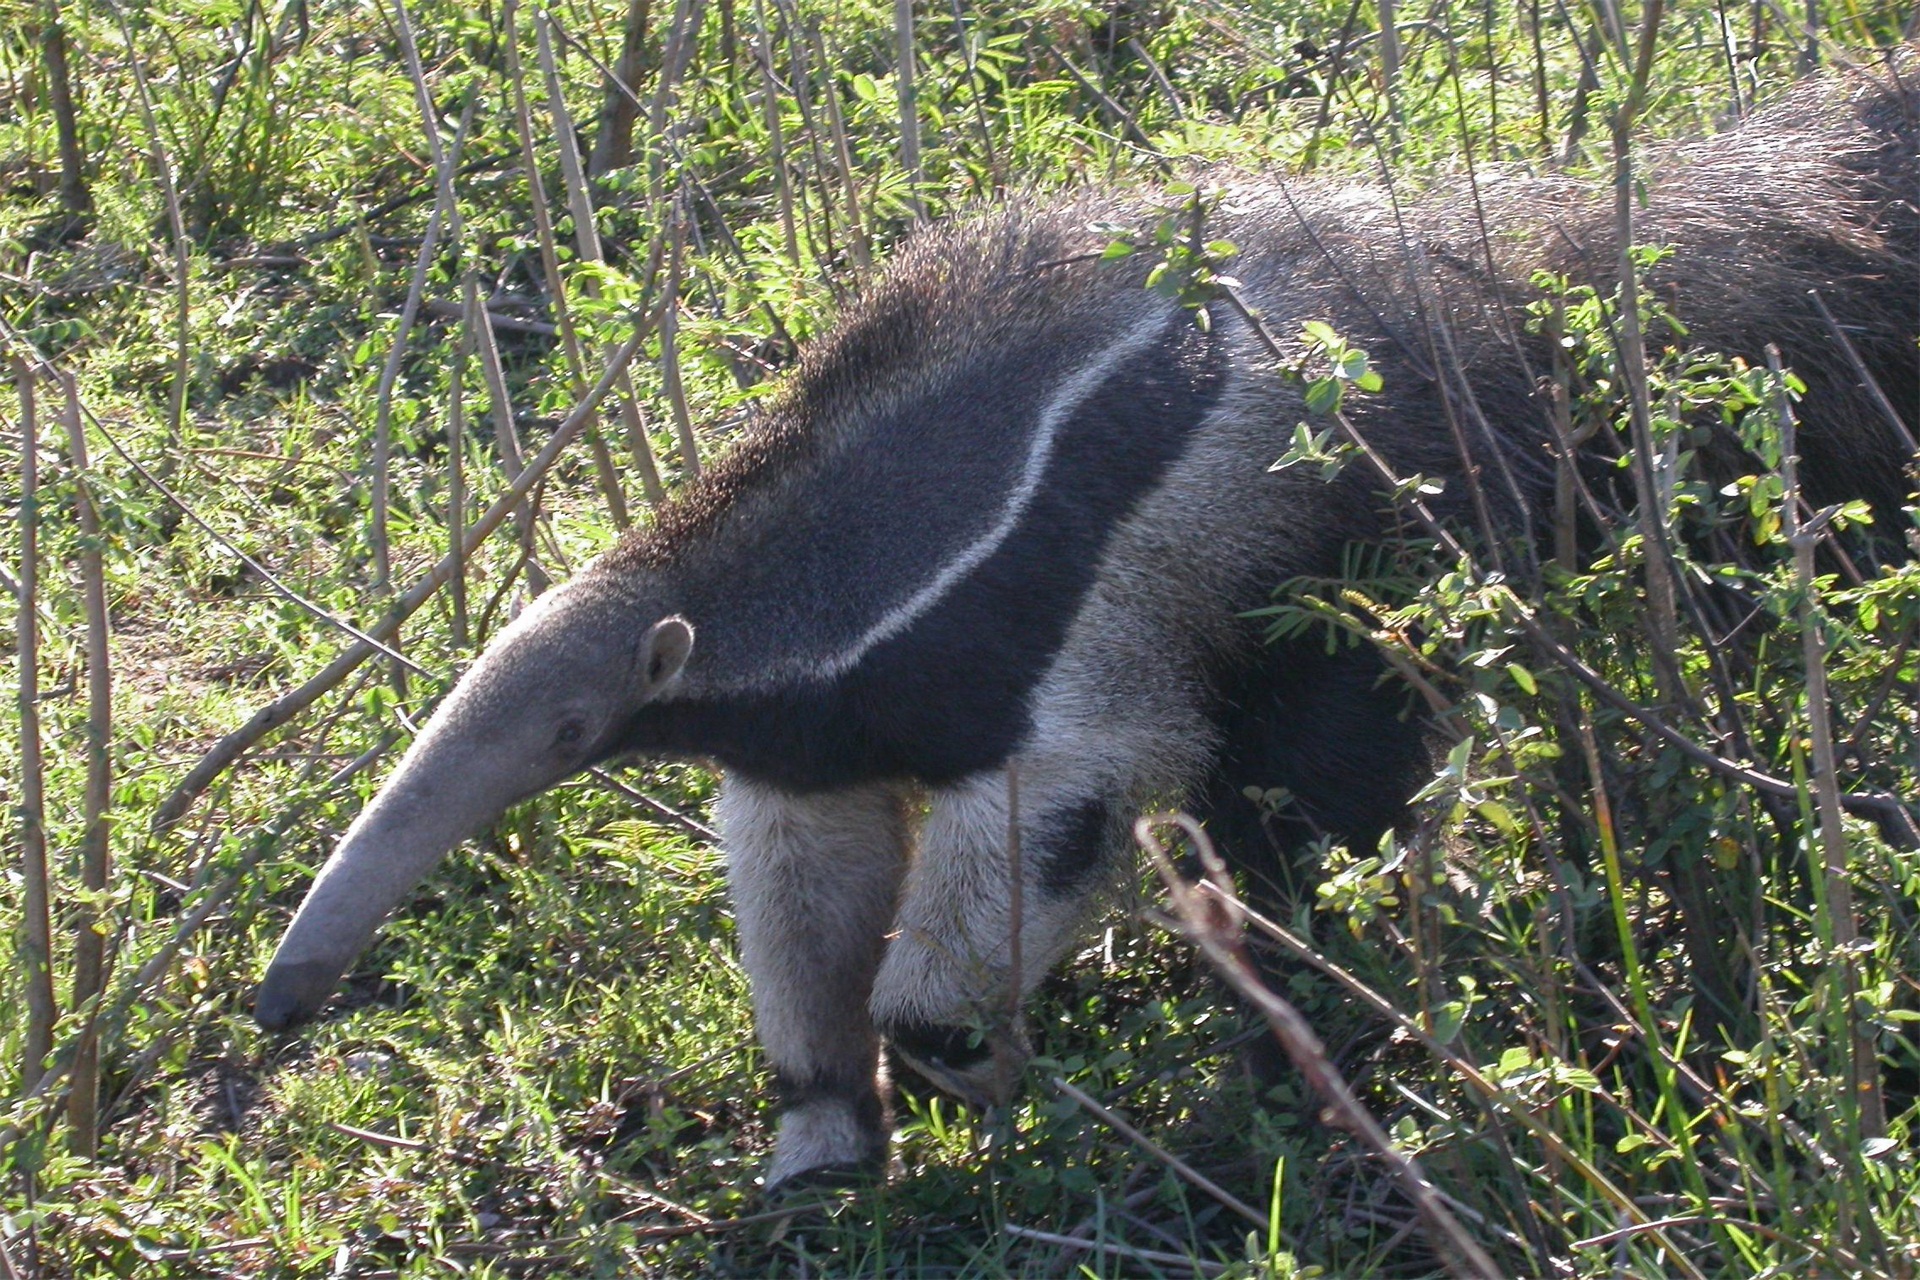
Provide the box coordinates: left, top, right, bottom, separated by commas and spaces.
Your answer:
256, 63, 1917, 1187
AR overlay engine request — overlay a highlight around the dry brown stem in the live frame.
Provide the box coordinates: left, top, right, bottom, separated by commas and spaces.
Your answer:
13, 359, 57, 1089
60, 374, 111, 1157
154, 322, 658, 829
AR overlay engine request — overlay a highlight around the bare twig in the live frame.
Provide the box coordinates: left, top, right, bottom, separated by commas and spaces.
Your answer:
502, 0, 631, 527
585, 768, 721, 844
1606, 0, 1684, 703
466, 275, 553, 596
1218, 281, 1918, 837
996, 764, 1025, 1105
590, 0, 654, 175
447, 306, 470, 652
14, 360, 58, 1089
893, 0, 923, 218
1003, 1222, 1230, 1275
154, 322, 658, 829
1181, 845, 1713, 1278
1772, 344, 1884, 1150
1137, 813, 1503, 1280
1050, 1075, 1268, 1231
811, 23, 871, 270
60, 374, 112, 1157
1807, 288, 1920, 458
368, 63, 477, 589
4, 739, 395, 1161
36, 1, 89, 217
112, 7, 193, 456
751, 0, 801, 262
660, 211, 702, 475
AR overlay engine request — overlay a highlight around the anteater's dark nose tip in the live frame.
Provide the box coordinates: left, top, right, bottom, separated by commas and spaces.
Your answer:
252, 959, 339, 1031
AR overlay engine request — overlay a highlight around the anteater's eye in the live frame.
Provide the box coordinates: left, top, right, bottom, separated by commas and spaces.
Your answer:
552, 720, 586, 750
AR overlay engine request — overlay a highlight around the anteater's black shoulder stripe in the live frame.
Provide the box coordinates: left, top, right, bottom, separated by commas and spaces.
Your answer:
633, 311, 1231, 790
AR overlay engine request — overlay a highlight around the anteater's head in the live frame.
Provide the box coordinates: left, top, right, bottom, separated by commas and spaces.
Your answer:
253, 576, 693, 1030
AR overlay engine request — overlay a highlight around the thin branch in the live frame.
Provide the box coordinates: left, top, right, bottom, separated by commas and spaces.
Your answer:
1135, 814, 1504, 1280
13, 359, 58, 1090
1050, 1075, 1267, 1232
153, 320, 659, 830
60, 374, 112, 1158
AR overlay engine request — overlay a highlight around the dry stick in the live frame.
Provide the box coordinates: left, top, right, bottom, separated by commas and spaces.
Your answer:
533, 25, 675, 506
371, 195, 450, 593
892, 0, 923, 219
783, 16, 844, 281
1526, 0, 1552, 154
421, 297, 556, 336
153, 323, 656, 830
586, 769, 720, 843
1604, 0, 1687, 709
60, 375, 111, 1159
1048, 43, 1162, 161
368, 83, 478, 590
590, 0, 654, 175
1147, 823, 1712, 1278
1773, 345, 1886, 1153
639, 0, 708, 282
501, 0, 630, 527
659, 214, 703, 474
100, 719, 396, 1123
751, 0, 801, 263
1050, 1075, 1267, 1232
111, 11, 192, 460
38, 1, 88, 217
1217, 283, 1917, 834
36, 384, 433, 680
812, 23, 872, 271
2, 739, 396, 1159
1378, 0, 1402, 144
547, 13, 725, 477
536, 11, 656, 511
1003, 1222, 1229, 1276
13, 361, 57, 1092
994, 764, 1024, 1106
447, 309, 470, 652
946, 0, 1004, 189
372, 0, 476, 588
1808, 288, 1920, 459
467, 277, 552, 596
390, 0, 458, 238
1126, 37, 1183, 121
1135, 815, 1503, 1280
1713, 0, 1746, 120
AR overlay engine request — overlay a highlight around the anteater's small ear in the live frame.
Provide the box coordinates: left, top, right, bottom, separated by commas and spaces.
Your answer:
638, 615, 695, 697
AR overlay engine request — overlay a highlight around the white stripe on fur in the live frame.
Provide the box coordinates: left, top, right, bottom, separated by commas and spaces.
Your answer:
800, 309, 1174, 680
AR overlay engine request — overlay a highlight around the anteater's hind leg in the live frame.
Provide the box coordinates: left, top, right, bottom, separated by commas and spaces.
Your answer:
1198, 636, 1431, 905
1193, 636, 1431, 1082
717, 775, 910, 1189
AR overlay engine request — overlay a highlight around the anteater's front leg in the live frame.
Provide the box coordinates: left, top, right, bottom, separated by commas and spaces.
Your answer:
717, 775, 910, 1188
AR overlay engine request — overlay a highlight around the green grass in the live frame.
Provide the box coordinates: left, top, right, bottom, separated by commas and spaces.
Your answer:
3, 0, 1919, 1273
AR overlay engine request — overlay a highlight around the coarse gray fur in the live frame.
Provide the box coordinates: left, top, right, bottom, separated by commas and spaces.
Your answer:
257, 64, 1918, 1189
